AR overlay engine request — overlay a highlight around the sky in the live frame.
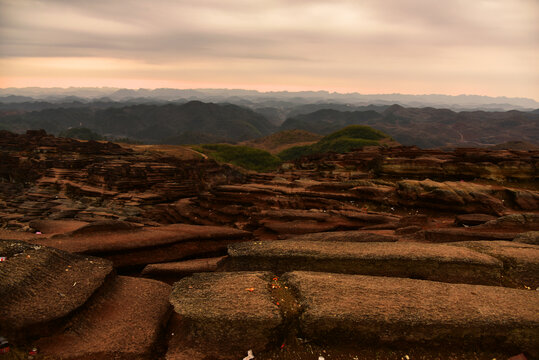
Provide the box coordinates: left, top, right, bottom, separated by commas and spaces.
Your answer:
0, 0, 538, 99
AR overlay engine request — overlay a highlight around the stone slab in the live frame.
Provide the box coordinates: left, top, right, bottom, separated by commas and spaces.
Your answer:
168, 272, 281, 358
448, 241, 539, 288
226, 240, 503, 285
284, 271, 539, 353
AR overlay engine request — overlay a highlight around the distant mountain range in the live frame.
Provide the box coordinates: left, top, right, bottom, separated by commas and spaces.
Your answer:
0, 96, 537, 149
0, 101, 277, 144
1, 87, 538, 113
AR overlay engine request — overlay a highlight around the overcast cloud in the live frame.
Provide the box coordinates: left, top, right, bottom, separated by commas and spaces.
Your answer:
0, 0, 537, 98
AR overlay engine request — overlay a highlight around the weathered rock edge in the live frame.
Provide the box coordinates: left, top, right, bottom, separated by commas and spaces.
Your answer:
0, 240, 113, 341
283, 271, 539, 353
225, 240, 503, 285
168, 272, 282, 359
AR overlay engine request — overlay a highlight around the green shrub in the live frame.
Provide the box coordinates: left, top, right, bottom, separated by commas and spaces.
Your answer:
196, 144, 282, 172
278, 125, 389, 161
59, 127, 102, 140
277, 145, 314, 161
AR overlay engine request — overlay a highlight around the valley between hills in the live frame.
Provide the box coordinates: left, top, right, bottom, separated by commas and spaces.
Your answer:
0, 95, 538, 359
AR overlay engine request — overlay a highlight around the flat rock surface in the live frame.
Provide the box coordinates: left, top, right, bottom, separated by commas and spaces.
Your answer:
287, 231, 397, 242
31, 223, 250, 254
0, 240, 113, 339
284, 271, 539, 352
37, 276, 171, 360
448, 241, 539, 287
226, 240, 503, 285
168, 272, 281, 358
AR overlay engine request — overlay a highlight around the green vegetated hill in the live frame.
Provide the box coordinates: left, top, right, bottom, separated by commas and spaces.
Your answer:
280, 109, 381, 135
194, 144, 282, 172
278, 125, 393, 161
0, 101, 277, 144
241, 129, 322, 154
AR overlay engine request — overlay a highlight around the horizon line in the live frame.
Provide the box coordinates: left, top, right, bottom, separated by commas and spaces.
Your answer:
1, 86, 538, 102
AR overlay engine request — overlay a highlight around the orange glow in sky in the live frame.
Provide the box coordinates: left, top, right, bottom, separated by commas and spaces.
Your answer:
1, 0, 538, 99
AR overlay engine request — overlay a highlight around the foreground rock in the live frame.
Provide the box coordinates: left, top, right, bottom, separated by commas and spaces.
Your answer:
0, 240, 113, 341
284, 271, 539, 353
36, 276, 171, 360
225, 240, 503, 285
168, 272, 281, 359
30, 223, 251, 267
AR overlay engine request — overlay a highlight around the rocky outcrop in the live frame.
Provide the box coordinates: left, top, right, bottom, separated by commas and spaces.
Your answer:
284, 145, 539, 183
396, 180, 506, 215
0, 130, 244, 229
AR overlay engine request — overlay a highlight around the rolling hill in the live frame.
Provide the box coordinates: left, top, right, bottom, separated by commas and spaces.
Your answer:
279, 105, 539, 148
240, 129, 322, 154
0, 101, 277, 144
278, 125, 397, 160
